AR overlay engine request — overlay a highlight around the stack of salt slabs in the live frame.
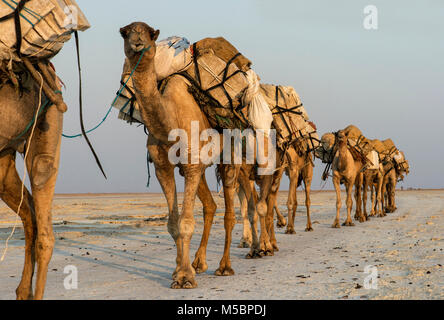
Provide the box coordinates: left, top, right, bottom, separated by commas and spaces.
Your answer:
0, 0, 89, 61
260, 84, 316, 149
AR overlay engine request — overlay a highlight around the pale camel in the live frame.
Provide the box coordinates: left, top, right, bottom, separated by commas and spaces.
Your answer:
328, 131, 365, 227
361, 164, 385, 219
0, 62, 63, 299
120, 22, 274, 288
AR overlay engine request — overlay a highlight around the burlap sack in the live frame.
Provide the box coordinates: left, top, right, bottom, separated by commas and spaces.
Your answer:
194, 37, 252, 72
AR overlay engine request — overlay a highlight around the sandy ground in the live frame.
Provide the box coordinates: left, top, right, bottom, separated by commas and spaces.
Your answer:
0, 190, 442, 300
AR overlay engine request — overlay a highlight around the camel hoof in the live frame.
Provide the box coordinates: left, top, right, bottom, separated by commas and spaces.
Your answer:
215, 267, 235, 276
276, 219, 287, 228
305, 227, 314, 232
285, 228, 296, 235
171, 279, 197, 289
238, 239, 252, 248
359, 216, 367, 223
332, 221, 341, 228
246, 249, 263, 259
263, 249, 274, 256
354, 214, 360, 221
342, 221, 355, 227
272, 243, 279, 252
192, 261, 208, 274
16, 287, 33, 300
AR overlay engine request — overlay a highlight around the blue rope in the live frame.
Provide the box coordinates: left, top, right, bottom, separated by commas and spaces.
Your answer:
62, 46, 150, 138
2, 0, 37, 27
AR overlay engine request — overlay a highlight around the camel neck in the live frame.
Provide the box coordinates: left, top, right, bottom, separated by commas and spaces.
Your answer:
129, 53, 175, 144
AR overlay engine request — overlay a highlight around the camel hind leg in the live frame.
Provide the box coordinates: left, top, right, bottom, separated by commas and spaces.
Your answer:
192, 172, 217, 273
215, 164, 240, 276
237, 184, 253, 248
0, 152, 36, 300
24, 104, 62, 300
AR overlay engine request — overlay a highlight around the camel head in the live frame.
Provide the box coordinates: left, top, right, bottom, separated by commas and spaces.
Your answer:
120, 22, 159, 60
337, 130, 347, 145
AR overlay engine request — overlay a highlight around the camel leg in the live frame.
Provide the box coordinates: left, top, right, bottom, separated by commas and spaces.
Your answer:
0, 152, 36, 300
266, 168, 283, 251
248, 173, 274, 257
275, 203, 287, 228
237, 184, 252, 248
285, 165, 298, 235
342, 178, 355, 227
362, 176, 369, 221
332, 173, 342, 228
215, 164, 240, 276
192, 172, 217, 274
354, 172, 363, 222
25, 104, 62, 300
149, 139, 182, 277
354, 173, 365, 222
388, 179, 397, 213
171, 164, 202, 288
371, 182, 377, 216
376, 175, 385, 217
303, 168, 314, 232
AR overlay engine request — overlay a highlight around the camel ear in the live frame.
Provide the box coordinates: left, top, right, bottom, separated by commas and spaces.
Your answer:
120, 25, 131, 39
150, 29, 160, 41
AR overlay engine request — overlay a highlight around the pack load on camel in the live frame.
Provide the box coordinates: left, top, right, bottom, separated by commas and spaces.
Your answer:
114, 35, 319, 151
0, 0, 89, 61
315, 125, 378, 170
370, 138, 409, 173
0, 0, 90, 113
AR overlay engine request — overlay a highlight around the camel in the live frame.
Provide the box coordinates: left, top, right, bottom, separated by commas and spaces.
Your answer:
0, 62, 63, 299
237, 138, 315, 253
323, 131, 365, 227
361, 163, 385, 219
120, 22, 275, 288
382, 152, 409, 213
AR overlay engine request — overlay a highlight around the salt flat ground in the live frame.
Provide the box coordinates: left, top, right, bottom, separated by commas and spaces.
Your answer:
0, 190, 442, 300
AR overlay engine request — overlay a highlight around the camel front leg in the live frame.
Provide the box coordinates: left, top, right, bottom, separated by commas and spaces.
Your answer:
25, 104, 62, 300
332, 173, 342, 228
303, 171, 314, 231
343, 178, 355, 226
215, 164, 240, 276
192, 172, 217, 273
362, 177, 369, 221
171, 164, 202, 289
149, 139, 182, 277
376, 174, 385, 217
275, 202, 287, 228
0, 152, 36, 300
354, 172, 363, 222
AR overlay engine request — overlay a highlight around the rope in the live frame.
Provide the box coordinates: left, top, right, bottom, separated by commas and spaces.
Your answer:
61, 46, 150, 139
1, 71, 44, 262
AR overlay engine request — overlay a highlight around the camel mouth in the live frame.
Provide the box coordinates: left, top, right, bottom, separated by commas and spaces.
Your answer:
131, 43, 146, 52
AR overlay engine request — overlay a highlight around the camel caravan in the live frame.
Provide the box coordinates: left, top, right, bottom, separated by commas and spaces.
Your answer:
0, 0, 410, 299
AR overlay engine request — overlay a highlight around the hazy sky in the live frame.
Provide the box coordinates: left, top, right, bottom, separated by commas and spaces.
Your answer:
28, 0, 443, 193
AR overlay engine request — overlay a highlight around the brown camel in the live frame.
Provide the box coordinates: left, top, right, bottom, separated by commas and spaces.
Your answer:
0, 63, 63, 299
237, 139, 314, 253
120, 22, 275, 288
326, 131, 365, 227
